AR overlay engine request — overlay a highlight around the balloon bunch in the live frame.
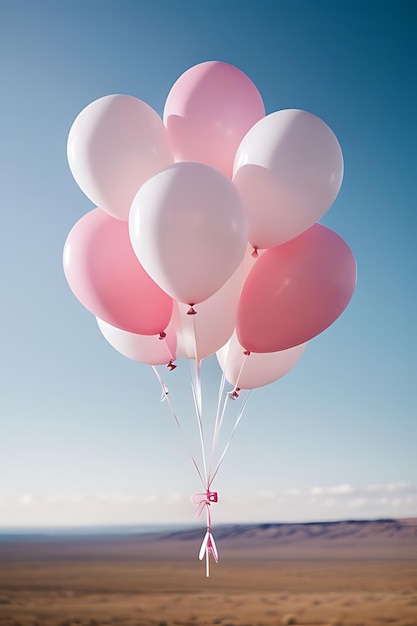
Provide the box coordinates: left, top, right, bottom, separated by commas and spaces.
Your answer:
63, 61, 357, 575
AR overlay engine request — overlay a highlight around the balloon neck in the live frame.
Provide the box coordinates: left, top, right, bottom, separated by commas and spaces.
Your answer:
187, 305, 197, 315
251, 246, 259, 258
243, 350, 251, 356
167, 360, 177, 371
159, 331, 167, 340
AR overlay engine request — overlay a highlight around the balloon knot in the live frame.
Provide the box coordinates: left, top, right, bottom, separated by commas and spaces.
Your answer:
229, 387, 241, 400
251, 246, 259, 258
167, 360, 177, 371
187, 305, 197, 315
243, 350, 251, 356
159, 331, 166, 340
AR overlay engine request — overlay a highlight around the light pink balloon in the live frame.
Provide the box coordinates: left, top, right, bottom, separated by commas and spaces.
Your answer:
217, 332, 305, 390
63, 208, 173, 335
174, 261, 245, 361
129, 162, 248, 306
163, 61, 265, 178
233, 109, 344, 248
67, 95, 174, 220
96, 317, 177, 366
236, 224, 357, 352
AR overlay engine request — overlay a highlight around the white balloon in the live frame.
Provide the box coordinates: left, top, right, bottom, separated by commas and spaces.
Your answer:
68, 95, 174, 220
97, 317, 176, 366
217, 331, 305, 390
129, 162, 248, 306
233, 109, 344, 248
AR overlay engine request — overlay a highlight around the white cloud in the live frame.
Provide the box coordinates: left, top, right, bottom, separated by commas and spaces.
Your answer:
259, 490, 275, 500
365, 482, 412, 494
347, 498, 367, 508
18, 494, 33, 506
95, 492, 158, 505
47, 494, 86, 505
310, 483, 355, 496
284, 487, 302, 496
328, 483, 355, 495
165, 492, 184, 505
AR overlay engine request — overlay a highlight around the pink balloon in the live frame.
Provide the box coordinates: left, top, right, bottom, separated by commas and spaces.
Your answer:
236, 224, 357, 352
163, 61, 265, 178
67, 95, 174, 220
96, 317, 177, 366
217, 332, 305, 390
129, 162, 248, 306
63, 208, 173, 335
233, 109, 344, 248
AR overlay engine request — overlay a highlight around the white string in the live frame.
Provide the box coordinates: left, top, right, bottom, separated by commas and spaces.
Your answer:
209, 341, 231, 482
209, 348, 250, 484
209, 389, 251, 488
151, 365, 206, 490
154, 311, 252, 574
187, 315, 208, 484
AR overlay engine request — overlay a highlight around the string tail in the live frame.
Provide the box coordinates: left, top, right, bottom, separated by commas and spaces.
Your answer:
208, 531, 219, 562
198, 529, 210, 561
198, 527, 218, 577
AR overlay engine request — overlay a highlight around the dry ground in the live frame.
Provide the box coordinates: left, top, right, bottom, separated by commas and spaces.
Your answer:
0, 520, 416, 626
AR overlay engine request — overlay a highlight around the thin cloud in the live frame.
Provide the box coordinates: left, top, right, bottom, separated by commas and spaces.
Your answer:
4, 482, 416, 526
310, 483, 355, 496
347, 498, 368, 508
365, 482, 413, 494
18, 494, 33, 506
283, 487, 302, 496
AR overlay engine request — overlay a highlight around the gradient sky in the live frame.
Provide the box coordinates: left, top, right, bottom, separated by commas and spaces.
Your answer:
0, 0, 415, 528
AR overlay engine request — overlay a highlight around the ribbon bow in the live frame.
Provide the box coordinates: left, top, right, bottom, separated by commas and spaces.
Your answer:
192, 490, 218, 518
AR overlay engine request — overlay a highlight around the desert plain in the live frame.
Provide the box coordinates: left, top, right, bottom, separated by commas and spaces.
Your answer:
0, 518, 416, 626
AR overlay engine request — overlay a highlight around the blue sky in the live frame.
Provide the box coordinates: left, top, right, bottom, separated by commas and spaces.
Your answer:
0, 0, 415, 528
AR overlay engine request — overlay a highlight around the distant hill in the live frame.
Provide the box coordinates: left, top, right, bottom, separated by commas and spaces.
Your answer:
0, 518, 415, 562
166, 517, 417, 541
161, 517, 417, 560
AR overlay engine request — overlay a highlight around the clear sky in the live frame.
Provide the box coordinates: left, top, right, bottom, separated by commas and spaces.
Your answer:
0, 0, 415, 528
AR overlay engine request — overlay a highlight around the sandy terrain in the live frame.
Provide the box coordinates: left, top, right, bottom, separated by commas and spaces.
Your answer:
0, 519, 416, 626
